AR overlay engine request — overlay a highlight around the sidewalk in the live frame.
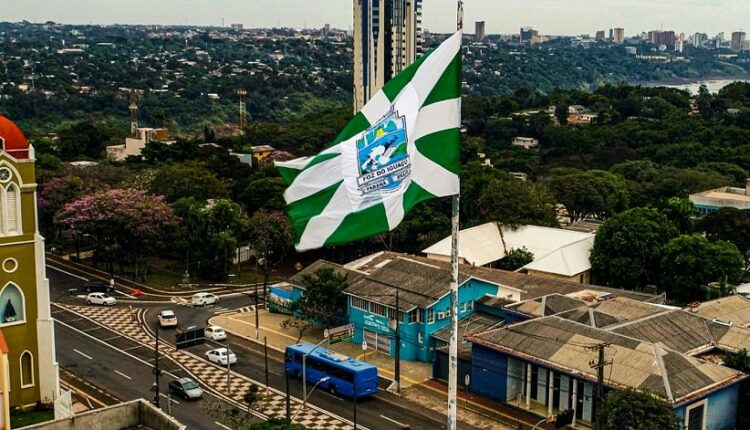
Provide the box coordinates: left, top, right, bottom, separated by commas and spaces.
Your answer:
209, 309, 433, 388
212, 309, 561, 430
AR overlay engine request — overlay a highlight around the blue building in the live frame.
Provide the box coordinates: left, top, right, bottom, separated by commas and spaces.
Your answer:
344, 256, 499, 362
469, 316, 747, 430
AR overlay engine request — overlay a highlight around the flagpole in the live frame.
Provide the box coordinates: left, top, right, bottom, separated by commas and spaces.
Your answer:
447, 5, 463, 430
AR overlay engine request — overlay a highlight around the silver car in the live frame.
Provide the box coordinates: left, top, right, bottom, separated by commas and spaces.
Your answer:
168, 377, 203, 400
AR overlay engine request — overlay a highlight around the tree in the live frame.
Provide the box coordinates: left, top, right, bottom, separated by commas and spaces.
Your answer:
599, 388, 681, 430
699, 208, 750, 270
547, 169, 629, 223
239, 177, 287, 214
724, 349, 750, 373
238, 418, 310, 430
660, 234, 744, 303
55, 189, 177, 279
148, 162, 229, 203
661, 197, 696, 234
590, 208, 677, 290
554, 103, 569, 125
496, 247, 534, 271
288, 267, 349, 331
246, 210, 294, 264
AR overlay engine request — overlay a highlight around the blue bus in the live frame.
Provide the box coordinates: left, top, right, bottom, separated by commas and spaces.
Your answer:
284, 343, 378, 399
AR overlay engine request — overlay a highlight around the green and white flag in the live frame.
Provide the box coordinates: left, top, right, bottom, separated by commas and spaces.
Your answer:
277, 32, 462, 251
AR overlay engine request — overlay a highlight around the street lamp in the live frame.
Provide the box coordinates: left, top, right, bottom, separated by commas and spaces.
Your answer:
292, 376, 330, 421
302, 338, 328, 411
82, 233, 113, 278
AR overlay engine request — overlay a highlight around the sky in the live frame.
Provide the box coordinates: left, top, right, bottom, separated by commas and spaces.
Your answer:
3, 0, 750, 36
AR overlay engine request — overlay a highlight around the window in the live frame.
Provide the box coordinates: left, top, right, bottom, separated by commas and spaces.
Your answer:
5, 184, 18, 234
20, 350, 34, 388
0, 283, 24, 325
685, 400, 707, 430
446, 309, 451, 317
427, 309, 435, 324
370, 302, 387, 317
470, 301, 475, 310
418, 332, 423, 344
408, 308, 423, 324
437, 311, 445, 320
351, 297, 368, 311
460, 302, 467, 313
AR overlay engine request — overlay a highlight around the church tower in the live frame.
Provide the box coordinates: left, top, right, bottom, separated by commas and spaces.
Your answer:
0, 115, 59, 409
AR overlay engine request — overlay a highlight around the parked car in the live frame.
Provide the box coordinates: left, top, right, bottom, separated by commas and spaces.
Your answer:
84, 280, 114, 294
158, 310, 178, 328
168, 377, 203, 400
86, 292, 116, 306
205, 348, 237, 366
192, 292, 219, 306
204, 325, 227, 341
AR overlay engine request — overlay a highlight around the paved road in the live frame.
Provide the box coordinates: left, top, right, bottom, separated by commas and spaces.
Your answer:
49, 266, 459, 430
56, 321, 236, 430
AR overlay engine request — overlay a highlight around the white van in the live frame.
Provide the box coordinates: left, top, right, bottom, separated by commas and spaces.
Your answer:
192, 292, 219, 306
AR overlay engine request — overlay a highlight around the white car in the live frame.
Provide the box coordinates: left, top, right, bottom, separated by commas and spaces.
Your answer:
204, 325, 227, 341
158, 310, 178, 328
86, 292, 116, 306
205, 348, 237, 366
192, 292, 219, 306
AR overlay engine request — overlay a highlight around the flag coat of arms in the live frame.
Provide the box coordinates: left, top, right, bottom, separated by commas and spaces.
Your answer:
277, 32, 462, 251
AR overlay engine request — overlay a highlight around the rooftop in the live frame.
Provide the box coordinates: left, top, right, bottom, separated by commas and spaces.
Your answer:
21, 399, 185, 430
288, 260, 365, 290
690, 295, 750, 327
505, 294, 586, 318
471, 316, 746, 405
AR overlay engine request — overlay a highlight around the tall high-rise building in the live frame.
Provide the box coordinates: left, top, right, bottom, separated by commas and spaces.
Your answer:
520, 26, 539, 44
353, 0, 423, 112
613, 28, 625, 44
595, 30, 605, 41
0, 115, 59, 410
731, 31, 746, 51
475, 21, 486, 42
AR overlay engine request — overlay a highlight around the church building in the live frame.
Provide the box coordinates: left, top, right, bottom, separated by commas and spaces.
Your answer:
0, 115, 59, 410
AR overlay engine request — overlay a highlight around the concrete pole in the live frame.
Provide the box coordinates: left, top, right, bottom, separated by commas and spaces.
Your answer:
548, 370, 554, 415
526, 364, 532, 409
447, 194, 460, 430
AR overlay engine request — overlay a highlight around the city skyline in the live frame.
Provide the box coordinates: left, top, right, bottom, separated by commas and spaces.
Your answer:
4, 0, 750, 36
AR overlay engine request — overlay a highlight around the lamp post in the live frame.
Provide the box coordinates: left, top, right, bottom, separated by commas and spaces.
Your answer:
302, 338, 329, 411
388, 290, 401, 394
292, 376, 330, 421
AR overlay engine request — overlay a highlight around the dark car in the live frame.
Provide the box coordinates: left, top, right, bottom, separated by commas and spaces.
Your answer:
168, 377, 203, 400
84, 280, 114, 294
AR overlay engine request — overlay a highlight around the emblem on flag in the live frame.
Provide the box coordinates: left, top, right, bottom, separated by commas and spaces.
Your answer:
356, 109, 411, 196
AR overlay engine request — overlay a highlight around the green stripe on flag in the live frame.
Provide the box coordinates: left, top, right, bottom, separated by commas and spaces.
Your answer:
286, 181, 342, 241
331, 113, 370, 146
303, 152, 340, 172
415, 128, 461, 175
324, 203, 390, 247
382, 48, 434, 101
423, 53, 462, 107
402, 181, 437, 214
278, 165, 303, 185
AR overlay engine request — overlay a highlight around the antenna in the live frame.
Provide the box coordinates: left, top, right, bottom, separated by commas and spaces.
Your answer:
129, 89, 138, 137
238, 88, 247, 135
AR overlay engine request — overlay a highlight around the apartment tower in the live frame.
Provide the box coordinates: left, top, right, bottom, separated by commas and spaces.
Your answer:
353, 0, 423, 112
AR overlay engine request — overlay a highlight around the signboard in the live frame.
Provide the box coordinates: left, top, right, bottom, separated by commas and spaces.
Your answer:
176, 327, 205, 349
362, 313, 390, 333
362, 341, 368, 351
327, 324, 355, 344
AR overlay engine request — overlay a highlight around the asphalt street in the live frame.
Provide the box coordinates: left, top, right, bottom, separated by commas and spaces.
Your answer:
48, 264, 463, 430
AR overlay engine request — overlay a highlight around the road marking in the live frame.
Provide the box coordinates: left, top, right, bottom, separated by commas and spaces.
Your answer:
47, 264, 89, 281
84, 326, 102, 332
101, 335, 121, 342
114, 370, 132, 380
122, 345, 143, 352
73, 349, 92, 360
380, 415, 408, 427
214, 422, 231, 430
160, 393, 181, 404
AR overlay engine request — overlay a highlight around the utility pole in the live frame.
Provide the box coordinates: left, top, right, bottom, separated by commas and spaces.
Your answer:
264, 336, 269, 399
587, 342, 611, 430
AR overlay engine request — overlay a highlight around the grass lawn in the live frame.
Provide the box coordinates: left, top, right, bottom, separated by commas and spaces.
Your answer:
11, 409, 54, 428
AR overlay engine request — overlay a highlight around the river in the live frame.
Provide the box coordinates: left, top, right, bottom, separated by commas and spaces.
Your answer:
649, 78, 750, 94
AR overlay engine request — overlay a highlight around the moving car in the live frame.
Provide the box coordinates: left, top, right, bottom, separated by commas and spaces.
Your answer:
84, 280, 114, 294
192, 292, 219, 306
168, 377, 203, 400
205, 348, 237, 366
204, 325, 227, 341
158, 310, 178, 328
86, 292, 116, 306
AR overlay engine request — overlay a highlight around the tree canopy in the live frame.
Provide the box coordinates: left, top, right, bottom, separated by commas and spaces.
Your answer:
599, 388, 681, 430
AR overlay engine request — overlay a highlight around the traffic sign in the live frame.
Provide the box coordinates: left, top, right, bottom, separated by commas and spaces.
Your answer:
362, 341, 368, 351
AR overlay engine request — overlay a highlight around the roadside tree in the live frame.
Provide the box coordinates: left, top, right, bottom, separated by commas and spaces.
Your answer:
599, 388, 681, 430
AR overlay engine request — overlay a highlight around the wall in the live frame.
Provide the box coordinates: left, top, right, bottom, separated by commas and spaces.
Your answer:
471, 344, 508, 401
21, 399, 185, 430
674, 384, 739, 430
526, 269, 591, 285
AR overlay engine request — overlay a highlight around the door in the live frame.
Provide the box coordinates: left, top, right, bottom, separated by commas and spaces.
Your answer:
364, 329, 391, 355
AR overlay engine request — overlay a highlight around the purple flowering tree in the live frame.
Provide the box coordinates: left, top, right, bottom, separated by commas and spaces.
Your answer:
56, 189, 177, 280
